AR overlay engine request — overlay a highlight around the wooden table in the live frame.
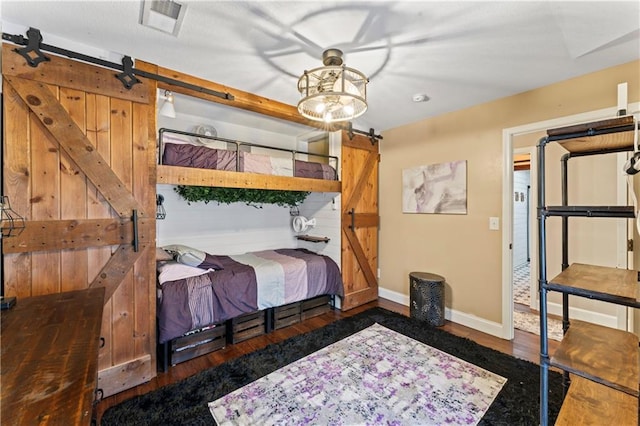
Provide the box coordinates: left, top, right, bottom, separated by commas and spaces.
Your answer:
1, 288, 105, 425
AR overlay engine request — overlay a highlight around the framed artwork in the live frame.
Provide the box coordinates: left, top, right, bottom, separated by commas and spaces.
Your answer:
402, 160, 467, 214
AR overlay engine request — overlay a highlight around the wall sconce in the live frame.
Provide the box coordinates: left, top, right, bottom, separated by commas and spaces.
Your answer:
292, 215, 316, 233
1, 196, 26, 237
156, 194, 166, 219
158, 90, 176, 118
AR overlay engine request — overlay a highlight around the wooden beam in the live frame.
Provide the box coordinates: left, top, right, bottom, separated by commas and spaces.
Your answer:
2, 219, 153, 254
157, 165, 341, 193
88, 243, 148, 302
5, 76, 148, 218
145, 62, 346, 132
2, 44, 149, 103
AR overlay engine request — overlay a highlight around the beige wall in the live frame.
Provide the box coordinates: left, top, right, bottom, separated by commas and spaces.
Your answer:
379, 60, 640, 324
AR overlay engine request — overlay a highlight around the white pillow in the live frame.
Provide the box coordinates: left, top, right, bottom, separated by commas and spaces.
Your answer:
157, 261, 212, 286
162, 244, 225, 270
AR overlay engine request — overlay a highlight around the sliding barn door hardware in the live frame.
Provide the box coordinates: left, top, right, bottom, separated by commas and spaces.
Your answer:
346, 122, 383, 145
116, 55, 140, 90
2, 28, 391, 138
2, 27, 234, 101
7, 27, 50, 67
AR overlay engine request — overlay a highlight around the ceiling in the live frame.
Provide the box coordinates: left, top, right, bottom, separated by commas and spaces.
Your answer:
2, 1, 639, 133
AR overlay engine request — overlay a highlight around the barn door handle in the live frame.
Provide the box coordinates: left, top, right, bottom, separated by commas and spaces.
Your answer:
348, 208, 355, 231
132, 209, 139, 252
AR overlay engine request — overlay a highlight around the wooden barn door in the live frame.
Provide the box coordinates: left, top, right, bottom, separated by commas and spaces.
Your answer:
2, 44, 157, 397
340, 131, 379, 309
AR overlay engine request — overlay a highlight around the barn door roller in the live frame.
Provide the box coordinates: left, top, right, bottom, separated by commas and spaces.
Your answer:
346, 122, 383, 145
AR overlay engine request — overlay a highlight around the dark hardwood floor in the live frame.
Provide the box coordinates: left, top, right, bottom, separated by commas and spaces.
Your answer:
95, 298, 554, 423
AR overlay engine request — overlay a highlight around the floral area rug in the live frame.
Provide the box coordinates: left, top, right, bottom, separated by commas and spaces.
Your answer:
209, 323, 506, 425
513, 311, 563, 341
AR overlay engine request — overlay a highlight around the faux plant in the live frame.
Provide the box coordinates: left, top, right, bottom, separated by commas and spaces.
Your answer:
175, 185, 310, 208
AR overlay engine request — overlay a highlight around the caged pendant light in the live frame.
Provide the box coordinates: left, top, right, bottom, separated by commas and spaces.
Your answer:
297, 49, 368, 124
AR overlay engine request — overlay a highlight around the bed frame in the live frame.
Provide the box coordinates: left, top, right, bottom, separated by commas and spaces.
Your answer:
157, 128, 342, 193
158, 294, 335, 371
155, 130, 343, 371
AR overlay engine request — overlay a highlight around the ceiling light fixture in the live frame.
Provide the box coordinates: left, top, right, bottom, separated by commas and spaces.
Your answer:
297, 49, 368, 124
158, 90, 176, 118
140, 0, 186, 36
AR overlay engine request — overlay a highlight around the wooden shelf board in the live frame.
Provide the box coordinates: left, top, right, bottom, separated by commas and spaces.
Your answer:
550, 321, 639, 396
546, 263, 640, 308
555, 376, 638, 426
157, 165, 341, 193
547, 116, 637, 154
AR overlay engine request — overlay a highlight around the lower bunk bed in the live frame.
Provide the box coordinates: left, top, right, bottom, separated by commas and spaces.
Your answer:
156, 246, 344, 371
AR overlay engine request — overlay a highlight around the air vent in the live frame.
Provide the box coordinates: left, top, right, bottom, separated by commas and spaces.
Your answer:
140, 0, 186, 36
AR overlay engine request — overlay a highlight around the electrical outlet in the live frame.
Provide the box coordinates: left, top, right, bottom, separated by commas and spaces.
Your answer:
489, 217, 500, 230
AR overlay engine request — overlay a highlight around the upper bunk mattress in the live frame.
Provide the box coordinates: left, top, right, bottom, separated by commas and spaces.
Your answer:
162, 143, 337, 180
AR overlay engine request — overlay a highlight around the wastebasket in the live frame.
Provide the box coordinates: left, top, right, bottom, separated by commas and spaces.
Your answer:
409, 272, 445, 326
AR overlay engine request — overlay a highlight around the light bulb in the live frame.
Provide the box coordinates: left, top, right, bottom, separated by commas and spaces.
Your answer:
315, 102, 325, 113
323, 111, 333, 123
343, 104, 354, 116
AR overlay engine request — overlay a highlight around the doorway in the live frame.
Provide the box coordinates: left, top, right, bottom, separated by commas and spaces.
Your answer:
501, 103, 639, 340
512, 151, 531, 312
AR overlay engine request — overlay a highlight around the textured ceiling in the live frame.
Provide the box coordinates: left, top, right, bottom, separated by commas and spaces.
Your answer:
2, 1, 639, 132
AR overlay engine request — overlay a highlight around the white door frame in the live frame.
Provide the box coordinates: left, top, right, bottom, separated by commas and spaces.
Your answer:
501, 103, 640, 339
513, 146, 538, 311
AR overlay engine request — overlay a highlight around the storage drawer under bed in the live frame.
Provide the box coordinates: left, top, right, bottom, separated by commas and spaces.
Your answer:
227, 310, 268, 344
159, 323, 226, 371
158, 296, 334, 371
273, 295, 332, 330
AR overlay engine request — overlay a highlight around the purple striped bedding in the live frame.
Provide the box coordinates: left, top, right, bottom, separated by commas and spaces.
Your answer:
157, 248, 343, 343
162, 142, 337, 180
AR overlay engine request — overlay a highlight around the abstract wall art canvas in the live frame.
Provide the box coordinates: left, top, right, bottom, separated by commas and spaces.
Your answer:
402, 160, 467, 214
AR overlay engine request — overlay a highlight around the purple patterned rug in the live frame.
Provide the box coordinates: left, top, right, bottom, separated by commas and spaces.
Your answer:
209, 323, 506, 425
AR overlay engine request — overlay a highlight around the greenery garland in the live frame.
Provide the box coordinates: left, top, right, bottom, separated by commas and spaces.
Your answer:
175, 185, 310, 208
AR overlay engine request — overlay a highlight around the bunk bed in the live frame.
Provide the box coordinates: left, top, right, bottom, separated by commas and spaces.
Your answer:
156, 246, 344, 370
155, 127, 345, 369
156, 128, 342, 193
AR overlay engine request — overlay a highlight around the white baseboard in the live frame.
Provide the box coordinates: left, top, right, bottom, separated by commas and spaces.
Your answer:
378, 287, 409, 306
378, 287, 504, 338
446, 309, 504, 338
547, 301, 618, 328
379, 287, 619, 341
